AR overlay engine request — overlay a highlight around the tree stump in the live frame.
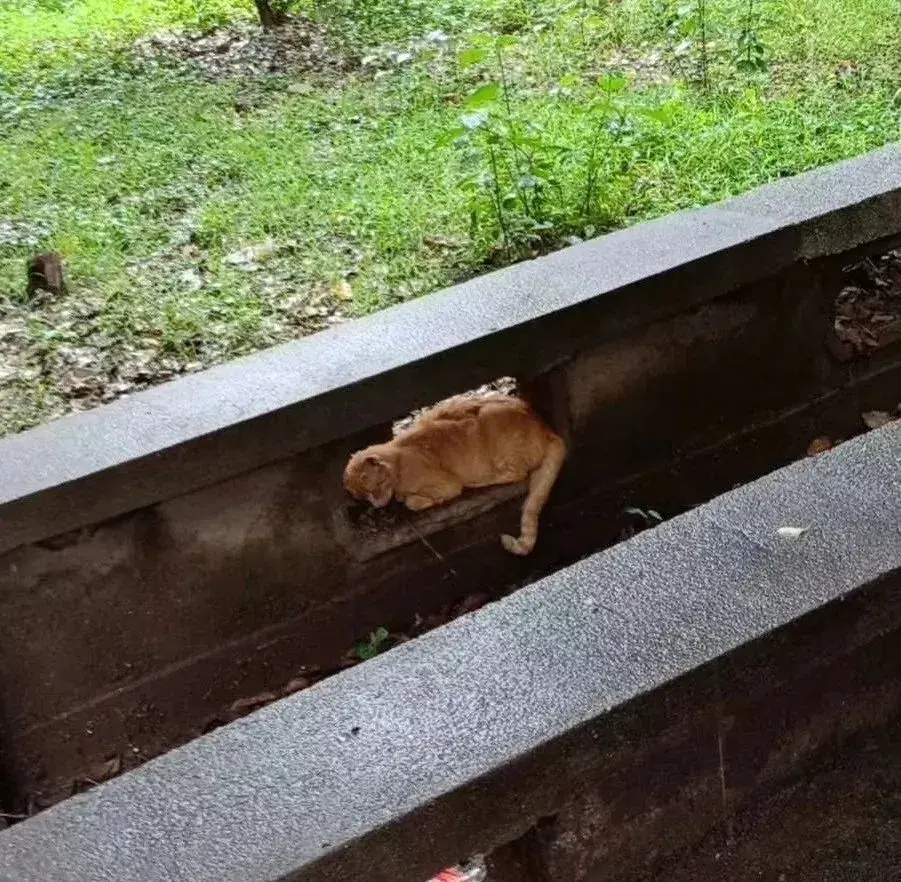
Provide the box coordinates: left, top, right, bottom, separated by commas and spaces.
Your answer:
254, 0, 289, 29
26, 252, 68, 299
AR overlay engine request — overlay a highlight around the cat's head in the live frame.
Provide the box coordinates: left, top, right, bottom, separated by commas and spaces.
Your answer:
343, 447, 396, 508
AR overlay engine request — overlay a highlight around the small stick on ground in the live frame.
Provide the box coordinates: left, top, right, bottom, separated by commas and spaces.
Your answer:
402, 511, 459, 577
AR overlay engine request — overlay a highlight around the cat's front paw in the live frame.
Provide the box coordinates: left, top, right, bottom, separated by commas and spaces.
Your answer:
501, 533, 533, 556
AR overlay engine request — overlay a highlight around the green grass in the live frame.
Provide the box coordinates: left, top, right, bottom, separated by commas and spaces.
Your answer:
1, 0, 900, 435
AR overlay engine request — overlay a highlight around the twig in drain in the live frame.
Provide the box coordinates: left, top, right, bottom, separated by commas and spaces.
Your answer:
402, 512, 458, 577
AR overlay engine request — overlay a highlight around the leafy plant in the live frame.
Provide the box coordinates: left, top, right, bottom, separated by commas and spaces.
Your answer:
695, 0, 710, 88
733, 0, 768, 74
662, 0, 714, 89
445, 52, 672, 255
576, 73, 633, 229
551, 0, 608, 55
187, 0, 239, 31
353, 627, 392, 661
444, 34, 571, 258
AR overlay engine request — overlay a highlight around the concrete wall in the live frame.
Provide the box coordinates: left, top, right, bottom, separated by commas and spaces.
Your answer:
4, 416, 901, 882
0, 254, 852, 808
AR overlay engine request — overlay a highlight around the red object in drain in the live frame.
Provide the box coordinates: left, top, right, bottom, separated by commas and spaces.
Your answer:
427, 855, 487, 882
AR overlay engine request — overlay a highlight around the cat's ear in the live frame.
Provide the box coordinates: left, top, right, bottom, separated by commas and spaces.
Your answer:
361, 454, 394, 507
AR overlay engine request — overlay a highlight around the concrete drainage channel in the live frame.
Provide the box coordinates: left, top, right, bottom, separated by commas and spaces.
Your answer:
2, 146, 901, 880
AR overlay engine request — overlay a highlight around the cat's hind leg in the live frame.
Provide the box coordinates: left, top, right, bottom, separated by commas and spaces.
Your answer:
401, 476, 464, 512
403, 494, 440, 512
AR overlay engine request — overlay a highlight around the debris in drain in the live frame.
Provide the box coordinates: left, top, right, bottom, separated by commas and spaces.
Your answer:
861, 410, 896, 430
835, 251, 901, 355
230, 691, 278, 714
185, 592, 503, 754
618, 505, 665, 540
72, 754, 123, 794
201, 717, 229, 735
426, 855, 488, 882
806, 402, 901, 459
88, 755, 121, 783
283, 676, 310, 694
457, 593, 490, 614
806, 436, 834, 456
622, 506, 663, 525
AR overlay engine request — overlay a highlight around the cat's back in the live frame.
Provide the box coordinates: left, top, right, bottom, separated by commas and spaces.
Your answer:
393, 393, 556, 486
397, 393, 545, 459
476, 395, 556, 470
394, 394, 516, 470
420, 392, 513, 425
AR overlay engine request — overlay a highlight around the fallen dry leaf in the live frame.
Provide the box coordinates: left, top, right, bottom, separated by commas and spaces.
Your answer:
861, 410, 895, 430
806, 436, 833, 456
338, 652, 361, 669
334, 279, 353, 301
282, 677, 310, 695
229, 691, 278, 714
457, 593, 490, 614
223, 239, 276, 271
834, 251, 901, 354
86, 755, 121, 784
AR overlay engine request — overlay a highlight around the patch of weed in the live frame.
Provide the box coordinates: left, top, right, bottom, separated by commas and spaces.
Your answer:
352, 626, 392, 661
1, 0, 900, 434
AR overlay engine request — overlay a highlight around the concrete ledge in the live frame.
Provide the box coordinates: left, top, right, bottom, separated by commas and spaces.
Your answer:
2, 144, 901, 553
3, 417, 901, 882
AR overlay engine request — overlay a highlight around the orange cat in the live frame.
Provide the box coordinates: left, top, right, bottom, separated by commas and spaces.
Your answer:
343, 393, 566, 555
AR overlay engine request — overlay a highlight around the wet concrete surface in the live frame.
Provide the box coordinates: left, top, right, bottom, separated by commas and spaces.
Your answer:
657, 721, 901, 882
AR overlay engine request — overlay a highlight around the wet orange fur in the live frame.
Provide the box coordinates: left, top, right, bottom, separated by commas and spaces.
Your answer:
343, 393, 566, 555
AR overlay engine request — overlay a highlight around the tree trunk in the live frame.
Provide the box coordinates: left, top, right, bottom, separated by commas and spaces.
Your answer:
254, 0, 289, 29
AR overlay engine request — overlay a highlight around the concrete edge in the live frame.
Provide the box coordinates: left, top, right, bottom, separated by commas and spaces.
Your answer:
2, 419, 900, 882
1, 143, 900, 553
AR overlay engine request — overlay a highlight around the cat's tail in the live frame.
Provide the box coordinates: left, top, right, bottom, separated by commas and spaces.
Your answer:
501, 434, 567, 556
